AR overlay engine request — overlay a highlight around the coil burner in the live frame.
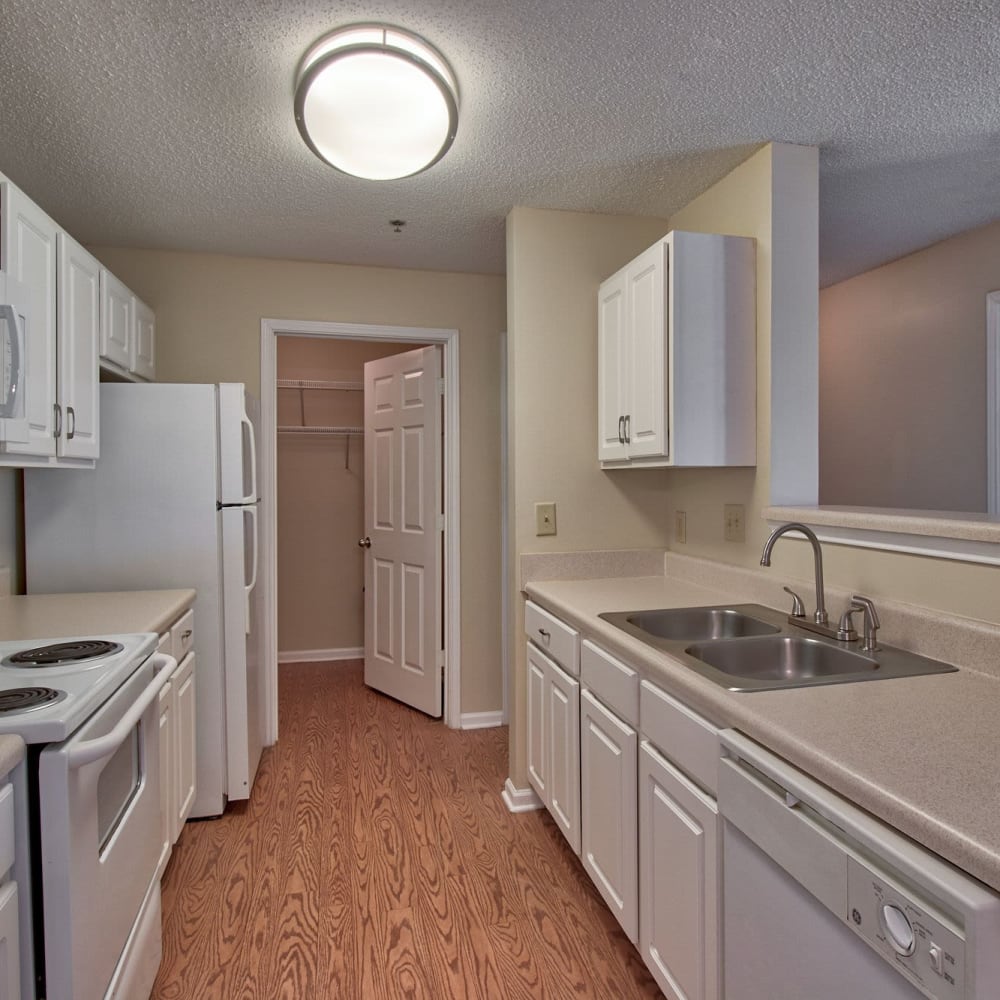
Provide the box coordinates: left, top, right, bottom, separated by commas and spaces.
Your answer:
0, 687, 66, 714
4, 640, 125, 668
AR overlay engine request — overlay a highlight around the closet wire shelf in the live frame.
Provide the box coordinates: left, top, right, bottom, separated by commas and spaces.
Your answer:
277, 379, 364, 467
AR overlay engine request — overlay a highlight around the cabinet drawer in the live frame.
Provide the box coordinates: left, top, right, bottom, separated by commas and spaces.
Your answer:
581, 640, 639, 727
0, 783, 14, 878
171, 609, 195, 661
640, 680, 720, 796
525, 601, 579, 677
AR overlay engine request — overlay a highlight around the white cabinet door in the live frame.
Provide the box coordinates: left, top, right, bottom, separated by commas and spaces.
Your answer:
1, 181, 57, 457
157, 678, 174, 880
0, 881, 20, 1000
56, 234, 100, 460
526, 642, 548, 801
597, 270, 629, 463
174, 652, 197, 838
626, 242, 668, 459
100, 269, 132, 371
546, 654, 580, 854
581, 689, 638, 942
639, 740, 720, 1000
131, 297, 155, 380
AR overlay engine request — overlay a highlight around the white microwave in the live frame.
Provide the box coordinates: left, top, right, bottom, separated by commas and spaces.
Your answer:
0, 272, 28, 444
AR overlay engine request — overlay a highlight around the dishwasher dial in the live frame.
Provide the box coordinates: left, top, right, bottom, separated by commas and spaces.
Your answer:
880, 903, 916, 956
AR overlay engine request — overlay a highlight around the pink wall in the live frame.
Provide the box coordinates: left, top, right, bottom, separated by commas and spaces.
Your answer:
820, 219, 1000, 512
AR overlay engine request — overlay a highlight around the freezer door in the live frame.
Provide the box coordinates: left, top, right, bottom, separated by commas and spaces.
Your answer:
221, 503, 264, 800
218, 382, 259, 505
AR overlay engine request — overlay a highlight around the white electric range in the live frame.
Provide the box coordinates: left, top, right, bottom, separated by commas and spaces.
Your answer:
0, 633, 173, 1000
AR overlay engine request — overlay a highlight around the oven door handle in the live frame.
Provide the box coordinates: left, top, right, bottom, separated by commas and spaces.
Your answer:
65, 653, 176, 769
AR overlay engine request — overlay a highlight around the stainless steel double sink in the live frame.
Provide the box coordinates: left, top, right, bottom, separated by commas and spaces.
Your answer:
599, 604, 957, 692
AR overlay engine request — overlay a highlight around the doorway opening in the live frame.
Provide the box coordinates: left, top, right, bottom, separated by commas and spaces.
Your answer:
259, 320, 461, 742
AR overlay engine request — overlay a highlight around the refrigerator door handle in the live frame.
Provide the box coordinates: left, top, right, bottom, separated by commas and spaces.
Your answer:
241, 410, 258, 504
245, 505, 258, 634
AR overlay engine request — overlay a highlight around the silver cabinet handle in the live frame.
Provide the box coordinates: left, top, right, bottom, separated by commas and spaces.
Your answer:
181, 629, 193, 640
358, 536, 372, 548
618, 416, 624, 444
538, 628, 550, 639
66, 406, 76, 440
53, 403, 62, 438
624, 414, 631, 444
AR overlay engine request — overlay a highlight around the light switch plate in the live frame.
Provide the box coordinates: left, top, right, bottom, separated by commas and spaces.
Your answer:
724, 504, 745, 542
674, 511, 687, 544
535, 502, 557, 536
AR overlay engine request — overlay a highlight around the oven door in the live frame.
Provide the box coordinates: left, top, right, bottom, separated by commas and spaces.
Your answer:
37, 653, 174, 1000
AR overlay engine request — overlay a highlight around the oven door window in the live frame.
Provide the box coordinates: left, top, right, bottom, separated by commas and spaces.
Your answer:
97, 721, 141, 852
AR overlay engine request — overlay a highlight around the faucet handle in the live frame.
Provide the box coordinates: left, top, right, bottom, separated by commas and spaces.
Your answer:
783, 586, 806, 618
851, 595, 881, 652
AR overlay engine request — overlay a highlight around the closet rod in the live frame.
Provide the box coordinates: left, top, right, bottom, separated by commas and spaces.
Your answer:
276, 379, 363, 392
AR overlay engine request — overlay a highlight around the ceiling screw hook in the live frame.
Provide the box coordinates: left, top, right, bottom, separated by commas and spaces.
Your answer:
389, 219, 406, 233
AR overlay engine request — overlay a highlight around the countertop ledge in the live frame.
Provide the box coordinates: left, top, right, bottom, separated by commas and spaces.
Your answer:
0, 735, 24, 779
524, 573, 1000, 895
0, 589, 197, 640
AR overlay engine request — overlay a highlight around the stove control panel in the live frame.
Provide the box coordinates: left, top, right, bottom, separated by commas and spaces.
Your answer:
848, 856, 965, 999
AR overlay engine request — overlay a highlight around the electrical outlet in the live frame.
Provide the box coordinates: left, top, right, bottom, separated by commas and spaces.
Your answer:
535, 502, 557, 536
674, 511, 687, 544
724, 504, 745, 542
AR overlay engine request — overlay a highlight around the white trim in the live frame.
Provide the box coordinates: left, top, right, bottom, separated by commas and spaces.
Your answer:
767, 518, 1000, 567
460, 710, 504, 730
278, 647, 363, 664
987, 291, 1000, 516
260, 318, 463, 743
501, 778, 544, 813
499, 331, 509, 726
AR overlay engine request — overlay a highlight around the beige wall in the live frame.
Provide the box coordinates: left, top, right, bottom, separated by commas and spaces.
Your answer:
820, 219, 1000, 512
276, 337, 417, 655
506, 207, 673, 783
91, 247, 506, 714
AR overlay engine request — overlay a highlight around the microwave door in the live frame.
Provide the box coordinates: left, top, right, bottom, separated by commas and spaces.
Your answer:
0, 289, 30, 444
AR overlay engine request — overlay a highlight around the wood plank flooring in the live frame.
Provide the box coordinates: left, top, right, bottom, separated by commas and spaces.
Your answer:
152, 662, 662, 999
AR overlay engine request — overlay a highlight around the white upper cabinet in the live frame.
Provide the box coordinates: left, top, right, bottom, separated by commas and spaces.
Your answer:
131, 296, 155, 381
597, 230, 756, 468
100, 269, 155, 382
57, 234, 100, 460
0, 180, 58, 459
100, 269, 132, 371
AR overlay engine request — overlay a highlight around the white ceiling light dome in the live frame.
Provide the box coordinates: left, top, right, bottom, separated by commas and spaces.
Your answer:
294, 24, 460, 181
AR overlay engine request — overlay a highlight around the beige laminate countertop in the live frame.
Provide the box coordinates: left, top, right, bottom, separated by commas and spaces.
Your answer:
0, 589, 196, 640
0, 735, 24, 779
525, 574, 1000, 894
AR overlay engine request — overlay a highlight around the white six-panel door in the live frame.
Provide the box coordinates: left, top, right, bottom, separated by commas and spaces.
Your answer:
363, 346, 443, 717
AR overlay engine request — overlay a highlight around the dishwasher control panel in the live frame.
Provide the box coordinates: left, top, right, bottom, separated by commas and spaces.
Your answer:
848, 856, 966, 999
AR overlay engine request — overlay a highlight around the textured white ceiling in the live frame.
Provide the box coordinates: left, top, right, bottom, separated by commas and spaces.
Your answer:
1, 0, 997, 285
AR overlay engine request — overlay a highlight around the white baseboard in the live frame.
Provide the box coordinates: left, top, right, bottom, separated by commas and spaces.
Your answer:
460, 710, 504, 730
501, 778, 544, 813
278, 647, 363, 664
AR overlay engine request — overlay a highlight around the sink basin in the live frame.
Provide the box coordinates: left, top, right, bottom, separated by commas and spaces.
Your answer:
686, 635, 879, 682
601, 605, 780, 642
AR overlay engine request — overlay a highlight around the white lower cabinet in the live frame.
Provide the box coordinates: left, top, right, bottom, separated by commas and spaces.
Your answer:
639, 740, 720, 1000
0, 881, 19, 1000
580, 688, 638, 943
156, 612, 198, 877
525, 640, 581, 854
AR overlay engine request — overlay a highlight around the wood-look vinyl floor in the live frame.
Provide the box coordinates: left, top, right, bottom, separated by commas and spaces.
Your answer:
152, 662, 662, 999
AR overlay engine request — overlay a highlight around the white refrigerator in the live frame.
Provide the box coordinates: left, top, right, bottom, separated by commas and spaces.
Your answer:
24, 382, 266, 818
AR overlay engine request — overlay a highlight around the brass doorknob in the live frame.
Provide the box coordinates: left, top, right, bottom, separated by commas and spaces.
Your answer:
358, 536, 371, 548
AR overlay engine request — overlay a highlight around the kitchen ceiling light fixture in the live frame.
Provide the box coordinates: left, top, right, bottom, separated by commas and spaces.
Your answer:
294, 24, 459, 181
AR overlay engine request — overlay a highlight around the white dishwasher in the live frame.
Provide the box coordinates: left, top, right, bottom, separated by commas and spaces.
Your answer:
719, 731, 1000, 1000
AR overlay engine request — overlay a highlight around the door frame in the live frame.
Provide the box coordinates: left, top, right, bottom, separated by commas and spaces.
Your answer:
260, 318, 462, 740
988, 290, 1000, 515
